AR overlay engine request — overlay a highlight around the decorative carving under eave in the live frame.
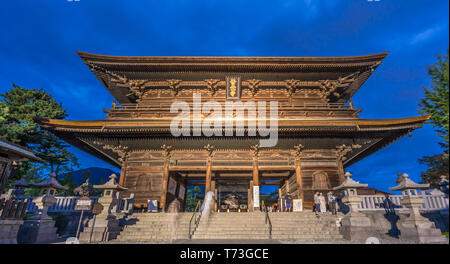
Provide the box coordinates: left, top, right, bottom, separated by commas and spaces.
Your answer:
284, 79, 301, 97
204, 79, 221, 95
161, 144, 173, 159
246, 79, 262, 96
318, 72, 359, 101
293, 144, 304, 158
204, 144, 215, 159
335, 144, 362, 161
88, 64, 150, 101
127, 80, 151, 101
167, 79, 182, 95
250, 144, 261, 158
93, 141, 129, 163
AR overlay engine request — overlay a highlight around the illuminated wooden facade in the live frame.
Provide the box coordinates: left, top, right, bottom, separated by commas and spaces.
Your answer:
37, 51, 429, 210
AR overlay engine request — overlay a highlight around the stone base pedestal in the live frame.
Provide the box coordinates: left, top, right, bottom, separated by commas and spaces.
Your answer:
79, 218, 121, 243
18, 218, 58, 244
399, 220, 447, 243
340, 215, 375, 241
0, 219, 23, 244
35, 219, 58, 243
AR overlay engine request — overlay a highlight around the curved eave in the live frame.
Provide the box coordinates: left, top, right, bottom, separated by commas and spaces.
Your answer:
0, 139, 45, 163
36, 115, 429, 131
77, 51, 389, 65
36, 115, 429, 169
77, 51, 388, 104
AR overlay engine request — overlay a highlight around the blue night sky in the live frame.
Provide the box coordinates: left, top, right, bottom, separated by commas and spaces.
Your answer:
0, 0, 448, 193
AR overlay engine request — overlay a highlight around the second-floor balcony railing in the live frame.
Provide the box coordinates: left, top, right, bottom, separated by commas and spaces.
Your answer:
105, 101, 360, 119
107, 102, 355, 111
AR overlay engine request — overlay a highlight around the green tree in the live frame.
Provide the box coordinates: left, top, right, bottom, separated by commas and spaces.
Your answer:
418, 48, 449, 185
58, 172, 78, 196
419, 154, 449, 187
0, 84, 79, 193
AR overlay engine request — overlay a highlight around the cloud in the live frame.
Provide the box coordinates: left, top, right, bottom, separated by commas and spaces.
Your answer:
410, 25, 446, 45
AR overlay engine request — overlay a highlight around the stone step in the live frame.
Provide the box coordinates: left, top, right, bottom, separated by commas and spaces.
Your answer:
194, 227, 339, 232
123, 222, 192, 226
123, 227, 190, 231
118, 233, 190, 238
113, 212, 343, 242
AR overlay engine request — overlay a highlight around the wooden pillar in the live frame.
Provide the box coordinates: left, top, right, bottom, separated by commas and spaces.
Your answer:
211, 179, 216, 212
252, 157, 260, 210
295, 158, 304, 200
248, 180, 254, 212
278, 181, 284, 212
338, 159, 345, 184
204, 144, 214, 195
0, 161, 12, 195
119, 159, 127, 187
205, 157, 212, 194
252, 158, 259, 186
160, 159, 170, 212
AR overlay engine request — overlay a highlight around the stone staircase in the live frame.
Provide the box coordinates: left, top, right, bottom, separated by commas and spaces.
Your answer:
115, 212, 192, 242
268, 212, 344, 240
114, 211, 344, 242
192, 212, 344, 241
192, 212, 269, 239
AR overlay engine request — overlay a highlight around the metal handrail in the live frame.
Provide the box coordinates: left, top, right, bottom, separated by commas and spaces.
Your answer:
188, 200, 202, 239
261, 200, 272, 239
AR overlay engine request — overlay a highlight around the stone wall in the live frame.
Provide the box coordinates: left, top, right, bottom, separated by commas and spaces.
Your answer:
17, 212, 92, 243
358, 210, 448, 240
0, 219, 23, 244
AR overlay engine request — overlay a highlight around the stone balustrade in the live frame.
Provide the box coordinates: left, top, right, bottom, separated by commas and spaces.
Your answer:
13, 195, 134, 214
356, 194, 449, 211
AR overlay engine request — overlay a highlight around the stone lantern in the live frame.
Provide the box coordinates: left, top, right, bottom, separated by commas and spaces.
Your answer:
389, 173, 445, 243
389, 173, 430, 228
333, 171, 373, 240
29, 173, 68, 221
10, 176, 31, 197
79, 173, 127, 242
437, 175, 449, 197
334, 172, 368, 216
23, 173, 68, 243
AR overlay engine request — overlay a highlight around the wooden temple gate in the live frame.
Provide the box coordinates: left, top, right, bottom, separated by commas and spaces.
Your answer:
36, 51, 429, 213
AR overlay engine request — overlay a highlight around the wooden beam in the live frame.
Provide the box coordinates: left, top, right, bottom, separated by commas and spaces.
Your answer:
168, 166, 295, 172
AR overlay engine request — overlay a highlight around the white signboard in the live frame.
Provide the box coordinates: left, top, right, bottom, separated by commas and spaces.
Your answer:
293, 199, 303, 212
74, 197, 92, 211
253, 186, 260, 208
